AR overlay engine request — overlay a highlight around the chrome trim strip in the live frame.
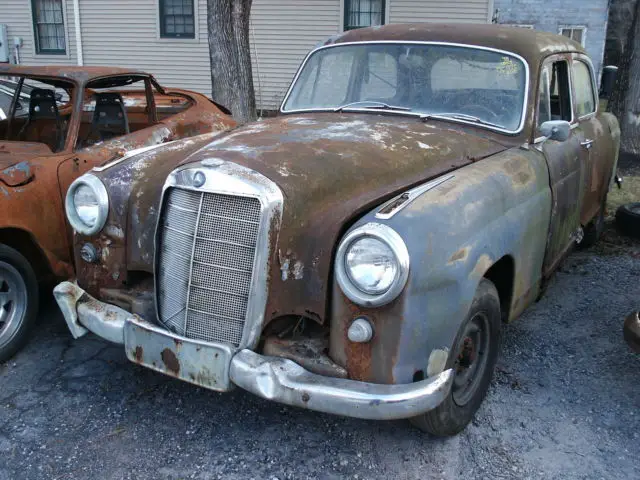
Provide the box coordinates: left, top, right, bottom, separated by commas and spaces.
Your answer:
183, 193, 205, 334
279, 40, 531, 136
93, 142, 176, 172
335, 223, 410, 308
154, 160, 284, 350
375, 174, 455, 220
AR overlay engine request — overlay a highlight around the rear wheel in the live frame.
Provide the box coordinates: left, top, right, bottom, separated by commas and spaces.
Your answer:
0, 244, 39, 363
410, 279, 501, 436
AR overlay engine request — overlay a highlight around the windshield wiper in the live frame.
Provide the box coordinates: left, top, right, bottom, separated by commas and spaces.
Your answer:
334, 101, 412, 113
421, 112, 503, 130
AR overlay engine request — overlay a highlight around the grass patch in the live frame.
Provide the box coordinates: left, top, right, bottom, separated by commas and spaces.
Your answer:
596, 169, 640, 256
607, 174, 640, 214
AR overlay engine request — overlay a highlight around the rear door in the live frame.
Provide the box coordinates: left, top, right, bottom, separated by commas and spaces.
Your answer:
571, 54, 616, 225
538, 55, 587, 277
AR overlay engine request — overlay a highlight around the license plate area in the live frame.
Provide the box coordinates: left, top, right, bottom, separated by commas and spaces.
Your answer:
124, 316, 234, 392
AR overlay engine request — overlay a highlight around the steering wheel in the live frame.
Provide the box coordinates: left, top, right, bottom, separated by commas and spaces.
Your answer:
460, 104, 501, 122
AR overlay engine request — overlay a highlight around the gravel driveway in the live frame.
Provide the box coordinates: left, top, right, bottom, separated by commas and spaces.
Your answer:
1, 251, 639, 480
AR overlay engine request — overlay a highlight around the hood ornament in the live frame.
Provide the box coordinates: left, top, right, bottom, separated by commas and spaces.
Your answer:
193, 171, 206, 188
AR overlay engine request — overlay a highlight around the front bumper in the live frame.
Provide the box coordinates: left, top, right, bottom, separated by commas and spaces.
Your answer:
54, 281, 454, 420
623, 311, 640, 353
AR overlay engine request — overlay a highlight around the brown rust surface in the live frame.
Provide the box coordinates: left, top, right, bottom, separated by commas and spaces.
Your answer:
161, 348, 180, 375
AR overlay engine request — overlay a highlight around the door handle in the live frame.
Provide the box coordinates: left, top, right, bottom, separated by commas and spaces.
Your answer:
581, 139, 594, 149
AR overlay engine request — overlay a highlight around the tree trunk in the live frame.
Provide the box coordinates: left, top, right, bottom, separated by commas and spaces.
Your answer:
610, 0, 640, 156
207, 0, 256, 123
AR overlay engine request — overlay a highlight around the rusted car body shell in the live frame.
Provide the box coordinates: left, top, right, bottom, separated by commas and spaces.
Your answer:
0, 65, 235, 281
70, 24, 620, 386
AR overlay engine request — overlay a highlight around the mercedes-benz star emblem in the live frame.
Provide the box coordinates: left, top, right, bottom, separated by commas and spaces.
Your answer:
193, 171, 206, 188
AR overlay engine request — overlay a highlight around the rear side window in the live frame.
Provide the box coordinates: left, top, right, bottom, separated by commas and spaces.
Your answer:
572, 61, 596, 117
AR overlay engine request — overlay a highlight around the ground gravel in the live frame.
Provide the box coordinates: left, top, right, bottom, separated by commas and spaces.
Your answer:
1, 250, 639, 479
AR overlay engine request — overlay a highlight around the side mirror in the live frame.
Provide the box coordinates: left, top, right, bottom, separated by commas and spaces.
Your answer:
540, 120, 571, 142
599, 65, 618, 100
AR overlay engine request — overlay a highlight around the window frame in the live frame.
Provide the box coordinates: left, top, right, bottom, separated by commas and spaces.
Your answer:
559, 26, 587, 47
158, 0, 197, 40
534, 55, 574, 143
343, 0, 387, 31
571, 54, 598, 120
31, 0, 68, 55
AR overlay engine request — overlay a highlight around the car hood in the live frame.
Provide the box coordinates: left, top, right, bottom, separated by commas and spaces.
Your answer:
101, 113, 508, 323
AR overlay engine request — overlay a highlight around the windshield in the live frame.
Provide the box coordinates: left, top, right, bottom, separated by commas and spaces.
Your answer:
282, 43, 528, 132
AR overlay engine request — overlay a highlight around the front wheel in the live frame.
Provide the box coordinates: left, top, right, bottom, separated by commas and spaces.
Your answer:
410, 278, 501, 436
0, 244, 39, 363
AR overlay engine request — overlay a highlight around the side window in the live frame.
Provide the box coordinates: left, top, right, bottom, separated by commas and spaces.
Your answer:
537, 67, 551, 127
548, 60, 572, 122
572, 61, 596, 117
359, 51, 397, 101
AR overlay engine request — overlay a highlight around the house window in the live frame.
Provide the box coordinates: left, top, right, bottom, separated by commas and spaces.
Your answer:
159, 0, 195, 39
344, 0, 385, 31
31, 0, 66, 54
560, 27, 586, 46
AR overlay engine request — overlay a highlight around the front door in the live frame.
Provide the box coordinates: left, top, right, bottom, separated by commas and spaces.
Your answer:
538, 56, 586, 277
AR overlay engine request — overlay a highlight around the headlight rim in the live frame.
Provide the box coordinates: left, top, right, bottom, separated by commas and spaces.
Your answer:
65, 174, 109, 236
335, 223, 410, 307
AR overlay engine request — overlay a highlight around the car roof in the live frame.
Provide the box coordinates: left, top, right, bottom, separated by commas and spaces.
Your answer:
0, 65, 154, 85
323, 23, 587, 66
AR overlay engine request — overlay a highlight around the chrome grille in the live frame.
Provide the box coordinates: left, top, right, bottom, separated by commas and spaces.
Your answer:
156, 187, 261, 346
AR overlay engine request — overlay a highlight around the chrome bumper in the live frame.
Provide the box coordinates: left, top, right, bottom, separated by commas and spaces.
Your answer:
54, 281, 454, 420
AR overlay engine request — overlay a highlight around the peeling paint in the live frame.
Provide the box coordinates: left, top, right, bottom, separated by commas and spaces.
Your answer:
427, 348, 449, 377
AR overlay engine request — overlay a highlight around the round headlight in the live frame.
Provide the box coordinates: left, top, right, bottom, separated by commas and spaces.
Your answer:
65, 174, 109, 236
336, 223, 410, 307
345, 237, 398, 294
74, 184, 100, 227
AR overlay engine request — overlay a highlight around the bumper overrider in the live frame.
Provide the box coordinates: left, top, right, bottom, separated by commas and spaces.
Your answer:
54, 281, 454, 420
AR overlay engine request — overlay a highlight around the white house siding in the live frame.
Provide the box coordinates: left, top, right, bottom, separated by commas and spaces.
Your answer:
389, 0, 492, 23
78, 0, 211, 96
250, 0, 342, 110
3, 0, 78, 66
3, 0, 492, 110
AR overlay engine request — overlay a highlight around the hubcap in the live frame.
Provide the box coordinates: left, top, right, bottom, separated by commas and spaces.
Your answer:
452, 311, 491, 407
0, 261, 27, 349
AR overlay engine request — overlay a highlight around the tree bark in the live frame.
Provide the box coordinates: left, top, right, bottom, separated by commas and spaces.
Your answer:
207, 0, 256, 123
610, 0, 640, 156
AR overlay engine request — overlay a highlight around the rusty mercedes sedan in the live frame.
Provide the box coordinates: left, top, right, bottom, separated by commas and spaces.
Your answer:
54, 24, 619, 436
0, 66, 236, 362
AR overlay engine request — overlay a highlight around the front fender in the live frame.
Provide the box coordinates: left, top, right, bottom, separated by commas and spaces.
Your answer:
330, 148, 552, 384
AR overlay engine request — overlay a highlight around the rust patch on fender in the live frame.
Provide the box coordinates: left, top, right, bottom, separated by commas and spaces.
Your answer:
161, 348, 180, 375
133, 346, 143, 363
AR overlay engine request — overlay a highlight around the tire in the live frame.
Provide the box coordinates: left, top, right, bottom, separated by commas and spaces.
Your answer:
410, 279, 501, 436
0, 244, 39, 363
616, 203, 640, 239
